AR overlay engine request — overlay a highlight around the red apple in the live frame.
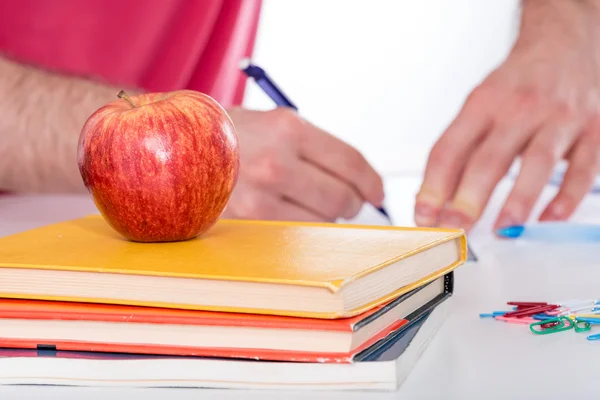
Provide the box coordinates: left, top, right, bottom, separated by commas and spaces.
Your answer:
77, 89, 239, 242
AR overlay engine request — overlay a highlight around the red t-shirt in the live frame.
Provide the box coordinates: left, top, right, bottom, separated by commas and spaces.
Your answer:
0, 0, 262, 107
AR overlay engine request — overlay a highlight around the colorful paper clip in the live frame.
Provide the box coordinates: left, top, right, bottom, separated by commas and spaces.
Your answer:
530, 316, 573, 335
496, 316, 536, 325
587, 333, 600, 341
540, 320, 562, 329
479, 311, 507, 318
532, 313, 554, 321
573, 317, 600, 325
574, 320, 591, 333
507, 302, 548, 307
504, 304, 559, 319
482, 299, 600, 342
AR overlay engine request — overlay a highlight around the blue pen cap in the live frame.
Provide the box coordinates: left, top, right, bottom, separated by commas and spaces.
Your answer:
496, 225, 525, 238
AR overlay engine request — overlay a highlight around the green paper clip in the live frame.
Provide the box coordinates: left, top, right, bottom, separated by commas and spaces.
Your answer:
530, 316, 573, 335
575, 320, 591, 333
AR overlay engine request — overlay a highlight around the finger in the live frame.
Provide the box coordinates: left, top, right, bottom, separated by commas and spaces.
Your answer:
539, 125, 600, 221
240, 147, 362, 219
226, 182, 328, 222
274, 198, 330, 222
438, 94, 550, 230
281, 159, 363, 220
414, 85, 497, 226
295, 120, 385, 207
494, 116, 583, 229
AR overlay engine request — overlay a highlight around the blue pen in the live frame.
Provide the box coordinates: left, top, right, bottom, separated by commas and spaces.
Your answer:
239, 58, 391, 222
496, 222, 600, 242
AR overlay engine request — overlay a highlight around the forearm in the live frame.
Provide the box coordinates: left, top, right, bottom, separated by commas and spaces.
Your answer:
0, 56, 130, 193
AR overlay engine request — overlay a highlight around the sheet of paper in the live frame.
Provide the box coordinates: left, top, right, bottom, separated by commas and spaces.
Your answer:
337, 203, 392, 227
340, 203, 478, 262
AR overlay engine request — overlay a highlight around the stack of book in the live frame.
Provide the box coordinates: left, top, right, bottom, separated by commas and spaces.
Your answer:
0, 215, 467, 391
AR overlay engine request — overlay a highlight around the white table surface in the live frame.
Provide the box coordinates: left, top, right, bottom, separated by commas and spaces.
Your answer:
1, 175, 599, 400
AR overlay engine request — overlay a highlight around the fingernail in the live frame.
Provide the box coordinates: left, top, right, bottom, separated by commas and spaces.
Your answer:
414, 202, 439, 227
439, 208, 472, 230
541, 202, 566, 221
371, 178, 386, 207
494, 213, 519, 233
374, 190, 385, 208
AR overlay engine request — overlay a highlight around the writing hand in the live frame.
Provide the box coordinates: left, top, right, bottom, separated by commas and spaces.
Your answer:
223, 108, 385, 222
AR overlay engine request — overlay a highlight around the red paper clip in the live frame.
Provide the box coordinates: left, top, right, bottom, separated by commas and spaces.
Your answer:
503, 304, 559, 318
540, 320, 561, 329
507, 302, 548, 307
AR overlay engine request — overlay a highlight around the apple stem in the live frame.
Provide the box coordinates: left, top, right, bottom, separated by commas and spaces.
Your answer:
117, 90, 137, 108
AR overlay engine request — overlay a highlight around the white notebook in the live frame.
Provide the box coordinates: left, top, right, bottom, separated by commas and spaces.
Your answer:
0, 299, 450, 391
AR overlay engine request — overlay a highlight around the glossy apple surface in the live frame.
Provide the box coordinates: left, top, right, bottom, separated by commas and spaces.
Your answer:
77, 90, 239, 242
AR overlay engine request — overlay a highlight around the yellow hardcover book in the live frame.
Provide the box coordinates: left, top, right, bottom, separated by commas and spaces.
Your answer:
0, 215, 467, 319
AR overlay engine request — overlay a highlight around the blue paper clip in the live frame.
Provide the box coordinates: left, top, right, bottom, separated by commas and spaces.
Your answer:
480, 311, 507, 318
587, 333, 600, 341
574, 317, 600, 325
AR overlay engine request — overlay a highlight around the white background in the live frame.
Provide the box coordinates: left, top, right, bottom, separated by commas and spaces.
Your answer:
243, 0, 521, 176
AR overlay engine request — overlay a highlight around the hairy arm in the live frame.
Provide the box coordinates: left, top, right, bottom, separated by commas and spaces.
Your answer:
0, 56, 129, 193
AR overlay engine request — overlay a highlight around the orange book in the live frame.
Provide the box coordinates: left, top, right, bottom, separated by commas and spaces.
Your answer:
0, 215, 466, 318
0, 275, 451, 363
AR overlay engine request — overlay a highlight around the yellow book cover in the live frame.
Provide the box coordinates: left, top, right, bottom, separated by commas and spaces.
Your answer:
0, 215, 467, 318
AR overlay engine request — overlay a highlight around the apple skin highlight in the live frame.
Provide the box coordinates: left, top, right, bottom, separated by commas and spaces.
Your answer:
77, 90, 240, 243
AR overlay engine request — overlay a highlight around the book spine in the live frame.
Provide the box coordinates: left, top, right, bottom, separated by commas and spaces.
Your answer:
444, 271, 454, 295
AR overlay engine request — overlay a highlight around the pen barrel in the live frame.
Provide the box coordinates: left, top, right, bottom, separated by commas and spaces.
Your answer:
255, 78, 296, 110
518, 223, 600, 242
